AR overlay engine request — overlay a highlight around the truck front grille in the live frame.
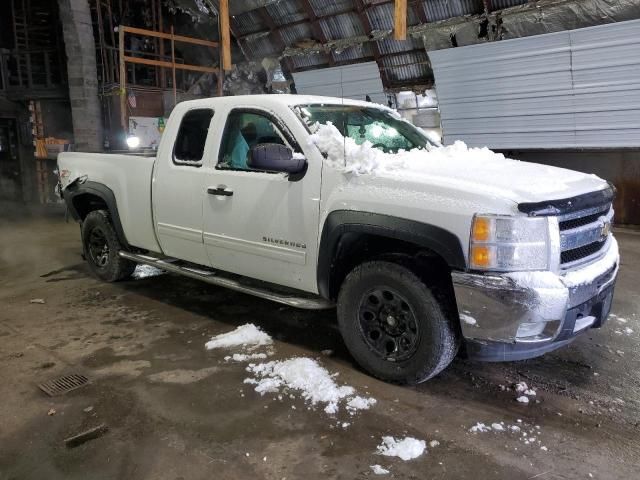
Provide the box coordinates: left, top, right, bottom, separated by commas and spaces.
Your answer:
561, 240, 607, 264
559, 211, 605, 230
559, 203, 613, 268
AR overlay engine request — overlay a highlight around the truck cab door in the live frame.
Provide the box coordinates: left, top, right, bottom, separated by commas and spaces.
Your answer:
202, 107, 322, 293
152, 108, 214, 265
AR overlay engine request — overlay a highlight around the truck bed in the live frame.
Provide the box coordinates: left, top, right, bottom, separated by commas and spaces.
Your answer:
57, 152, 161, 253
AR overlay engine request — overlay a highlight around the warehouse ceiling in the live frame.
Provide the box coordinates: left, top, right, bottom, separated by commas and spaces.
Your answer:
168, 0, 640, 91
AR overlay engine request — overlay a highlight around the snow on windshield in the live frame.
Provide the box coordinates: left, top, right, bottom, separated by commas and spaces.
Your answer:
307, 121, 504, 176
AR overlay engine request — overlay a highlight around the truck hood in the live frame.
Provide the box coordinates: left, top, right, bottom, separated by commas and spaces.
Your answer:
381, 151, 609, 205
310, 123, 609, 205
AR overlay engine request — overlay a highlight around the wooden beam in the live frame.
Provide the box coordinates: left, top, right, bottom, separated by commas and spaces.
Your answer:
123, 56, 219, 74
394, 0, 407, 40
171, 25, 177, 106
119, 25, 126, 130
121, 26, 218, 48
219, 0, 232, 71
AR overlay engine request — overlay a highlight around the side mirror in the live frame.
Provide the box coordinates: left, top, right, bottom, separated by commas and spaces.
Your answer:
248, 143, 306, 174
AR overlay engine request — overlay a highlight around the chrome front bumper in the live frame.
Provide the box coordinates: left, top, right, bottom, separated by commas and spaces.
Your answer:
452, 244, 619, 362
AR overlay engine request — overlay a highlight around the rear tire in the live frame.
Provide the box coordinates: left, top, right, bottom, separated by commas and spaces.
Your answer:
81, 210, 136, 282
337, 261, 459, 384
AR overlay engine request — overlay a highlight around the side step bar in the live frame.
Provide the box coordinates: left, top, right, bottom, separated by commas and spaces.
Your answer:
119, 252, 335, 310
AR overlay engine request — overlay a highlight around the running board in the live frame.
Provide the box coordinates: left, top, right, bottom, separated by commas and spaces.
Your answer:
119, 252, 335, 310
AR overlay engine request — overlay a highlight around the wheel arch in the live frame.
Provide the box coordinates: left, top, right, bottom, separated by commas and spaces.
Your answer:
317, 211, 467, 301
64, 181, 130, 249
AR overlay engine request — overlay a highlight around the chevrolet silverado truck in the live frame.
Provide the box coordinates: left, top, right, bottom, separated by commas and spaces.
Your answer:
57, 94, 619, 384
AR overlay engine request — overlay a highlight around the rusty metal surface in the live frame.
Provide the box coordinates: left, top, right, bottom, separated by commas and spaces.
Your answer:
38, 374, 89, 396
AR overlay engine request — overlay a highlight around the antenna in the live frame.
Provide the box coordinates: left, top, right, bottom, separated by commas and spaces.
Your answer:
340, 68, 346, 168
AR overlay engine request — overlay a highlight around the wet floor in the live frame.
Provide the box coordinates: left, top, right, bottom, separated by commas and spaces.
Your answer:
1, 208, 639, 479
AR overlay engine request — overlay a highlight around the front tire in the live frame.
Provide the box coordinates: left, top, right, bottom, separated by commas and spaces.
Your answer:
81, 210, 136, 282
337, 261, 460, 384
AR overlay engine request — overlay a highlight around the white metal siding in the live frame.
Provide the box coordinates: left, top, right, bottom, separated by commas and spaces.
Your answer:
292, 62, 387, 105
429, 19, 640, 149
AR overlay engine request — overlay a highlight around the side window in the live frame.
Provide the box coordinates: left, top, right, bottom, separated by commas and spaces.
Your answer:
218, 111, 291, 171
173, 109, 214, 165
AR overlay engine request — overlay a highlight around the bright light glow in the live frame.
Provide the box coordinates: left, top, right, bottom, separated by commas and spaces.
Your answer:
126, 135, 140, 149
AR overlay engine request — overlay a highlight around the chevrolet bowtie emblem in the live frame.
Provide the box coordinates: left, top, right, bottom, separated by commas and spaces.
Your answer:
601, 220, 611, 239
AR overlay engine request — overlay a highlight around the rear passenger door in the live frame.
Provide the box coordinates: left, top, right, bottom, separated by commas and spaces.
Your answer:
201, 106, 322, 293
152, 108, 214, 265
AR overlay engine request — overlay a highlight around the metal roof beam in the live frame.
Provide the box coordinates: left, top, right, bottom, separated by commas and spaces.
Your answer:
354, 0, 390, 88
299, 0, 334, 65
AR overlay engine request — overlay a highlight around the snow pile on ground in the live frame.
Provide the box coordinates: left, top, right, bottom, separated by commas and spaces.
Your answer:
132, 264, 165, 280
610, 314, 627, 323
308, 122, 503, 176
459, 313, 477, 326
469, 422, 492, 433
224, 353, 268, 362
205, 323, 273, 350
468, 420, 548, 451
515, 381, 537, 397
370, 465, 390, 475
376, 436, 426, 461
244, 357, 376, 416
346, 395, 377, 412
614, 326, 634, 336
513, 381, 537, 404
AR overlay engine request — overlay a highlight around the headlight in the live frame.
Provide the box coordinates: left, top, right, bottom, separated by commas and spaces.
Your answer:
469, 214, 550, 271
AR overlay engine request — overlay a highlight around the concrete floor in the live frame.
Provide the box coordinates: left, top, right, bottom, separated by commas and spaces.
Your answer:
1, 207, 639, 480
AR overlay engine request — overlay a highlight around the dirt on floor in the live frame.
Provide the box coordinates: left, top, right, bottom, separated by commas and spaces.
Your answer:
0, 206, 639, 480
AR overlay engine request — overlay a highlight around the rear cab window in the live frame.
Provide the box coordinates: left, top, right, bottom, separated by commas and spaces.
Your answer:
173, 109, 214, 166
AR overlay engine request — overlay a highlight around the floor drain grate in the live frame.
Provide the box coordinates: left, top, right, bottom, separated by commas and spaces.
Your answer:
38, 374, 89, 396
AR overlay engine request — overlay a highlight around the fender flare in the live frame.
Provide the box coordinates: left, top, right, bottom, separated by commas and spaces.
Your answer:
63, 181, 131, 249
317, 210, 467, 299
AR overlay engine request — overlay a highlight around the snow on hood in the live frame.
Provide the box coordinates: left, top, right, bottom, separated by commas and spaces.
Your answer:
308, 123, 608, 203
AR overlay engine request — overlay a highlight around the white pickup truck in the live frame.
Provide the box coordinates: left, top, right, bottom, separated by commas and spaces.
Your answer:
58, 94, 619, 384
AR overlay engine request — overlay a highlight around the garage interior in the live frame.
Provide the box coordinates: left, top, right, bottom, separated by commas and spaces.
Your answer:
1, 1, 640, 479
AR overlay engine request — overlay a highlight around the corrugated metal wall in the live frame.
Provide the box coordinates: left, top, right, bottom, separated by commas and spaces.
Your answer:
429, 19, 640, 149
291, 62, 387, 105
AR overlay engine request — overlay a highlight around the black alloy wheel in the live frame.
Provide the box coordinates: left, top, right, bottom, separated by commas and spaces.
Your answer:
358, 287, 420, 362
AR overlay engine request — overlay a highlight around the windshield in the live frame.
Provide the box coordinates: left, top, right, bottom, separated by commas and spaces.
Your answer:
295, 104, 436, 153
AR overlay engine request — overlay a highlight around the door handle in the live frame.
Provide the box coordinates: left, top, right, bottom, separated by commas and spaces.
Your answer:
207, 186, 234, 197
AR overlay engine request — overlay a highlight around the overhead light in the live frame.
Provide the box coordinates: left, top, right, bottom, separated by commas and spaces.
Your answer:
126, 135, 140, 149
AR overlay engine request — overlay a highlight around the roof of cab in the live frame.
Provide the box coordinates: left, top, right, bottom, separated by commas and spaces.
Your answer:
175, 94, 386, 111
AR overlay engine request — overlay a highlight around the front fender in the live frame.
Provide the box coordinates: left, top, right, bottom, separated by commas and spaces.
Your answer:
317, 210, 467, 299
